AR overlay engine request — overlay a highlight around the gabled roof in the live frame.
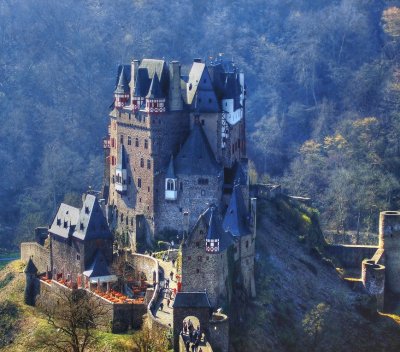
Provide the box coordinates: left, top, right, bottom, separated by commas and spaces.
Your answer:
114, 66, 130, 94
73, 194, 113, 241
133, 68, 150, 97
172, 292, 211, 308
24, 257, 38, 274
223, 185, 250, 237
117, 145, 127, 170
166, 155, 176, 179
206, 207, 220, 241
83, 250, 110, 278
175, 123, 221, 176
49, 203, 80, 239
140, 59, 166, 81
146, 73, 162, 99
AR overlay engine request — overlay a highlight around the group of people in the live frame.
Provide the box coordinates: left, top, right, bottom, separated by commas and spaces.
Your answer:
182, 319, 203, 352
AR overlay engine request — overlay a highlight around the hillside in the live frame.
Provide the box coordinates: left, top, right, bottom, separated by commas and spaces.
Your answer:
0, 261, 134, 352
230, 195, 400, 352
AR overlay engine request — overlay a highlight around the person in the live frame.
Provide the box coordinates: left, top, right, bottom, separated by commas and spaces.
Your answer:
166, 278, 170, 288
159, 302, 164, 311
199, 349, 203, 352
153, 281, 156, 290
191, 343, 195, 352
172, 258, 176, 267
170, 271, 174, 281
185, 340, 190, 352
194, 339, 199, 351
167, 298, 170, 307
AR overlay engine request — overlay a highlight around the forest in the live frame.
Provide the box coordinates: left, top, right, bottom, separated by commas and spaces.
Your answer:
0, 0, 399, 248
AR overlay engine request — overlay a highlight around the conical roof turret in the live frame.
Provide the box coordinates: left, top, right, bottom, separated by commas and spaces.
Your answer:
24, 257, 38, 274
114, 67, 130, 94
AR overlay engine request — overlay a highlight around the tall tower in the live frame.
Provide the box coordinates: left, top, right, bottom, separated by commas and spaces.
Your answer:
107, 59, 189, 247
379, 211, 400, 294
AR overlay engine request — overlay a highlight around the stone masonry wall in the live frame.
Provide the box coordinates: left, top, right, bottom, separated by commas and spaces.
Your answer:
326, 244, 378, 269
156, 173, 222, 236
181, 220, 229, 307
21, 242, 50, 274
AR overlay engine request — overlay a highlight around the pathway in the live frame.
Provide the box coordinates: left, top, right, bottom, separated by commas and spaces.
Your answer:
153, 258, 177, 327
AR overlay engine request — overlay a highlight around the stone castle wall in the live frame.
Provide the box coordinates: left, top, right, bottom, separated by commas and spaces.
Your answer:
181, 220, 229, 307
21, 242, 50, 274
155, 173, 222, 236
326, 244, 378, 269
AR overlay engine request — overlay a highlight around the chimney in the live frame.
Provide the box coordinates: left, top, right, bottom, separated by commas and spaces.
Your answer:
169, 60, 183, 111
130, 59, 140, 98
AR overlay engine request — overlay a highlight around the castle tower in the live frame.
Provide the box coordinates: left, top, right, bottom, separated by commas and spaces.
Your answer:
378, 211, 400, 294
114, 67, 130, 109
24, 257, 38, 306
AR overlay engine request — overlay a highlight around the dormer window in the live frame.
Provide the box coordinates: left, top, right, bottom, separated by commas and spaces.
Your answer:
165, 178, 177, 200
57, 218, 61, 226
63, 221, 68, 228
80, 223, 84, 230
85, 206, 90, 214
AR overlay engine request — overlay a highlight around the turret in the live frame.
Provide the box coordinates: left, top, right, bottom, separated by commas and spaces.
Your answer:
165, 155, 177, 201
115, 145, 127, 194
24, 257, 38, 306
145, 74, 166, 113
114, 67, 130, 109
205, 207, 220, 253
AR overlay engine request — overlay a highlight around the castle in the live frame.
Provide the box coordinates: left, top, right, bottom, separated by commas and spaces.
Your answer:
21, 57, 257, 352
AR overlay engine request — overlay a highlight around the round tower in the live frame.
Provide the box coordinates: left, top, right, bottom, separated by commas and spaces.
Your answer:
362, 259, 385, 311
24, 257, 38, 306
208, 312, 229, 352
378, 211, 400, 293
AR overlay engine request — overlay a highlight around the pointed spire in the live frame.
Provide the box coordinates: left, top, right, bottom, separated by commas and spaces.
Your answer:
146, 73, 162, 99
24, 257, 38, 274
117, 145, 127, 169
166, 155, 176, 179
223, 185, 249, 237
206, 206, 220, 241
114, 67, 129, 94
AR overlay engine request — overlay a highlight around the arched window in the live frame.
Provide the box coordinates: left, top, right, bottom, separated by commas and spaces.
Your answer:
147, 159, 151, 169
128, 136, 132, 145
167, 179, 175, 191
135, 138, 139, 147
144, 139, 148, 149
140, 158, 144, 167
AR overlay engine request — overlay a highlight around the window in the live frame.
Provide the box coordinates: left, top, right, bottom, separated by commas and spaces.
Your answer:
201, 119, 205, 126
138, 178, 142, 188
76, 254, 80, 261
144, 139, 148, 149
196, 269, 200, 273
128, 176, 131, 185
126, 216, 128, 225
189, 83, 192, 91
111, 138, 115, 148
140, 158, 144, 167
180, 182, 183, 191
198, 256, 202, 262
147, 159, 151, 169
167, 179, 174, 191
131, 218, 134, 226
128, 136, 132, 145
120, 214, 124, 223
120, 135, 124, 144
246, 240, 249, 248
80, 223, 84, 230
198, 178, 209, 185
148, 186, 150, 192
135, 138, 139, 147
112, 156, 116, 166
112, 175, 115, 184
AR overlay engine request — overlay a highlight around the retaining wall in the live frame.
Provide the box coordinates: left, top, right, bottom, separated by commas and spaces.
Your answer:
326, 244, 378, 268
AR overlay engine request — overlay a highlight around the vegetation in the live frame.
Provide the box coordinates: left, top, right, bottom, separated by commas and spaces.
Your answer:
1, 1, 400, 249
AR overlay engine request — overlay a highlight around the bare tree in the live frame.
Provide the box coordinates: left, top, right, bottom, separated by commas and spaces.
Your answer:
32, 288, 112, 352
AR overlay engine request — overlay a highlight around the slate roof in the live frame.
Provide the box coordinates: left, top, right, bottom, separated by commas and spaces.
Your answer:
49, 203, 80, 239
198, 205, 233, 252
117, 145, 127, 170
172, 292, 211, 308
146, 74, 162, 99
114, 65, 131, 93
166, 155, 176, 179
24, 257, 38, 274
73, 194, 113, 241
83, 251, 110, 278
223, 185, 250, 237
175, 123, 221, 176
114, 66, 130, 94
134, 59, 168, 98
